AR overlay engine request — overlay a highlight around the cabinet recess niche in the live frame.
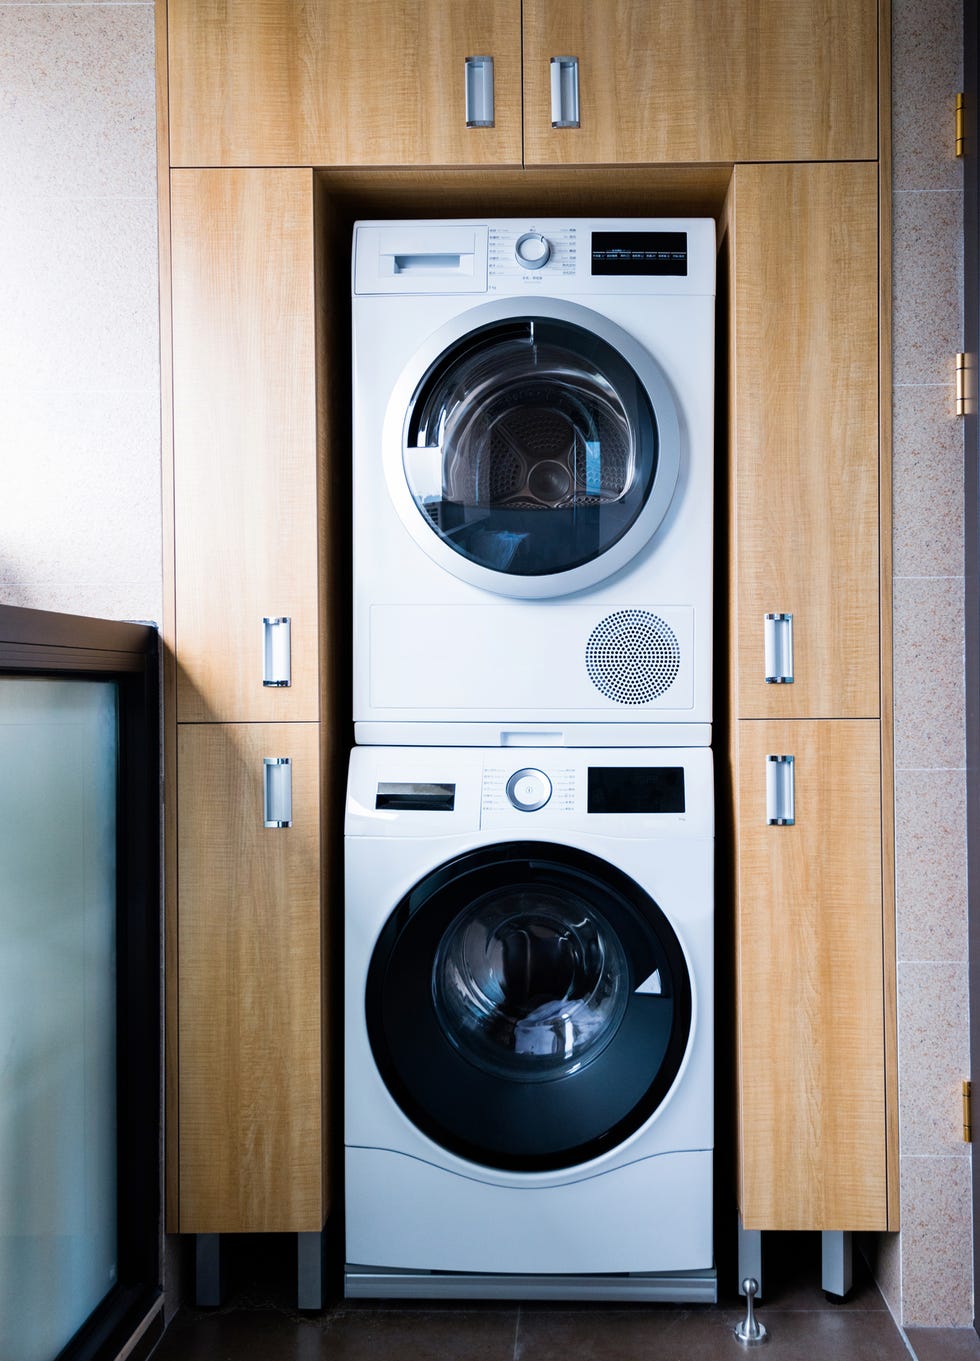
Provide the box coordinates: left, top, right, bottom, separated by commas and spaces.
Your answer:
159, 0, 895, 1261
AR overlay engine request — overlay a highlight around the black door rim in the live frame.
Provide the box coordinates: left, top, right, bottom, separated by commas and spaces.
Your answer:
365, 841, 694, 1173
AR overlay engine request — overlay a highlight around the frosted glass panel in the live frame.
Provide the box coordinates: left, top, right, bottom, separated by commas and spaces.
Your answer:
0, 679, 118, 1361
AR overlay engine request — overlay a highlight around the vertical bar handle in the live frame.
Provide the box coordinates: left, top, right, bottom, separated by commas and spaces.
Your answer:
550, 56, 580, 128
766, 754, 795, 826
264, 757, 292, 828
263, 616, 291, 688
464, 55, 495, 127
764, 612, 794, 684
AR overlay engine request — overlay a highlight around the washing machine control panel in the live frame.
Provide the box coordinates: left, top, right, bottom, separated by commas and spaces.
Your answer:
489, 224, 578, 283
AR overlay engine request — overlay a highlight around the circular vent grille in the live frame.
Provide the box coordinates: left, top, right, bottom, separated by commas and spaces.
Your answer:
585, 610, 681, 705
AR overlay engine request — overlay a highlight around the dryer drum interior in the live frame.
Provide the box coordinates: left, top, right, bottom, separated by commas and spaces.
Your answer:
402, 319, 660, 577
365, 841, 693, 1172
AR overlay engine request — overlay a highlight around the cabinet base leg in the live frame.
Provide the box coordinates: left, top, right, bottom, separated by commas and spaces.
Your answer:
737, 1216, 763, 1300
298, 1227, 326, 1311
195, 1233, 224, 1307
821, 1231, 853, 1298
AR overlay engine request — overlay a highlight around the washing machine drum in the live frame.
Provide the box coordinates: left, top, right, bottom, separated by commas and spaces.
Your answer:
390, 305, 683, 598
366, 842, 692, 1172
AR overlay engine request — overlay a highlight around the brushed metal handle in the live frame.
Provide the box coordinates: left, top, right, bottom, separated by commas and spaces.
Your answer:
764, 612, 794, 684
465, 55, 494, 127
264, 757, 292, 828
766, 754, 795, 826
550, 56, 580, 128
262, 616, 291, 688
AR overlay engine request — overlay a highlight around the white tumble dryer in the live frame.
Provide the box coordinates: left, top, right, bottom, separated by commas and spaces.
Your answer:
352, 218, 716, 747
344, 745, 714, 1301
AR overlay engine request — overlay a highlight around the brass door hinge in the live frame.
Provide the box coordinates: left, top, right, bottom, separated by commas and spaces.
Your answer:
957, 93, 966, 157
956, 353, 977, 415
965, 1080, 973, 1143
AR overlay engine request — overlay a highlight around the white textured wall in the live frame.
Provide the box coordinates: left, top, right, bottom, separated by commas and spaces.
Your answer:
0, 0, 161, 624
0, 0, 971, 1330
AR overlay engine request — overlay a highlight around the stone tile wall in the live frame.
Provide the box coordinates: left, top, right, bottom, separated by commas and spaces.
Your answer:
880, 0, 973, 1328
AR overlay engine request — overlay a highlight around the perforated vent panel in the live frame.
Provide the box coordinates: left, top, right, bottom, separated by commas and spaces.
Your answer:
585, 610, 681, 705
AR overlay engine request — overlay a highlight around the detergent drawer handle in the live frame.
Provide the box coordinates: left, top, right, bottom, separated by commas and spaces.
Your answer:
263, 757, 293, 829
765, 754, 795, 827
764, 612, 794, 684
550, 56, 580, 128
464, 55, 495, 128
262, 616, 291, 688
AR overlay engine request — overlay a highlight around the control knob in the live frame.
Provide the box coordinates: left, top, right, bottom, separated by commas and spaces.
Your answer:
514, 231, 552, 270
505, 767, 552, 812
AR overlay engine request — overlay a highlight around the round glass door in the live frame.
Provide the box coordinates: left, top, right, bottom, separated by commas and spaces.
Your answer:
384, 300, 682, 599
366, 842, 692, 1172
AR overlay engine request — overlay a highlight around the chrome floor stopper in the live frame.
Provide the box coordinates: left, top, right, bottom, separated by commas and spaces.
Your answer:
734, 1277, 768, 1346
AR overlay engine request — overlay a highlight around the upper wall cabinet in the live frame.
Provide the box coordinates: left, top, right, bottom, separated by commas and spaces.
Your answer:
167, 0, 523, 168
522, 0, 878, 165
166, 0, 877, 170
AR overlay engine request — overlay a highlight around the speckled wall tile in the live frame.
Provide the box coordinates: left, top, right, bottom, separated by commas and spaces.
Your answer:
892, 384, 965, 578
896, 962, 971, 1155
892, 0, 963, 191
0, 196, 159, 395
894, 769, 968, 961
899, 1155, 973, 1327
892, 575, 966, 771
0, 5, 155, 198
892, 190, 964, 387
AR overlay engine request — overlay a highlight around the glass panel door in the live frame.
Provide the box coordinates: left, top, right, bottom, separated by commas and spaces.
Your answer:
0, 679, 118, 1361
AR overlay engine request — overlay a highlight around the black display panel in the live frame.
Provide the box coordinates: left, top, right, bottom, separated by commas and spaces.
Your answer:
376, 782, 456, 811
591, 231, 688, 276
587, 767, 686, 814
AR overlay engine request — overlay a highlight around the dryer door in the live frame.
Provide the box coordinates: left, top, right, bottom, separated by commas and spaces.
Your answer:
365, 841, 693, 1172
383, 299, 683, 599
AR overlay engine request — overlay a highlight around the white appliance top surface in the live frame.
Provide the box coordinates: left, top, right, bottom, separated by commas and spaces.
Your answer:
346, 745, 713, 840
353, 218, 716, 298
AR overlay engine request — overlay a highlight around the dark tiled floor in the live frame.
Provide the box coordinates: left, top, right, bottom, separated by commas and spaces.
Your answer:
150, 1235, 971, 1361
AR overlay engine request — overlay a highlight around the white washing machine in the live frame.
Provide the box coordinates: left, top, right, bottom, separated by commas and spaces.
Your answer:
352, 218, 716, 747
345, 745, 714, 1301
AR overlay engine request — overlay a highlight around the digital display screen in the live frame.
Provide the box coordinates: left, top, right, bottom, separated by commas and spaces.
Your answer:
591, 231, 688, 276
587, 767, 686, 814
376, 782, 456, 811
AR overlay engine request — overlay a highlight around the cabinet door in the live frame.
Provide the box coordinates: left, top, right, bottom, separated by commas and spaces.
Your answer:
171, 169, 319, 724
167, 0, 522, 169
730, 162, 880, 719
734, 719, 893, 1231
176, 722, 324, 1233
523, 0, 877, 165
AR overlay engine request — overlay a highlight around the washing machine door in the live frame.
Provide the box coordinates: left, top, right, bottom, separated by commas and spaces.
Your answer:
366, 841, 693, 1172
382, 299, 683, 599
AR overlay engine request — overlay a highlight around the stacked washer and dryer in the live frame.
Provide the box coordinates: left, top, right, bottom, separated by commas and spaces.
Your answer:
346, 219, 716, 1301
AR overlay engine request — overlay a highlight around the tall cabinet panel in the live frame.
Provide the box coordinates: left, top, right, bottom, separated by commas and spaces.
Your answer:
733, 720, 887, 1230
730, 162, 880, 720
523, 0, 878, 166
727, 159, 897, 1232
171, 170, 319, 725
177, 722, 324, 1233
167, 0, 523, 169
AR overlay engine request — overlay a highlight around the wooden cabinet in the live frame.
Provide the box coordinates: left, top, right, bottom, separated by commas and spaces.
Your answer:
176, 722, 326, 1233
523, 0, 878, 166
729, 162, 880, 719
733, 720, 888, 1230
727, 161, 897, 1232
167, 0, 523, 169
166, 0, 877, 170
170, 168, 319, 724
